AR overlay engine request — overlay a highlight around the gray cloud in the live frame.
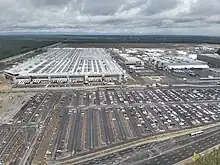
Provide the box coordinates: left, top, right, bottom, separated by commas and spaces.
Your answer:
81, 0, 126, 15
0, 0, 220, 35
31, 0, 71, 6
142, 0, 179, 15
190, 0, 220, 16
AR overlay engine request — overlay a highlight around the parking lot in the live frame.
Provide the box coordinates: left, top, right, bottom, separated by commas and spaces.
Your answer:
35, 87, 220, 161
0, 125, 37, 164
1, 87, 220, 164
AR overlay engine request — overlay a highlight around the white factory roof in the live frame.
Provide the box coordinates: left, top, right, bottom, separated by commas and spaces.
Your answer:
5, 48, 125, 77
148, 55, 209, 69
188, 54, 197, 60
166, 65, 209, 69
177, 50, 187, 55
119, 53, 142, 63
144, 52, 161, 56
126, 49, 138, 54
150, 56, 207, 65
145, 49, 165, 53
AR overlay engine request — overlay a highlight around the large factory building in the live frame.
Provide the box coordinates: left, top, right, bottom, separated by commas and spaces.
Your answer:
4, 48, 126, 84
197, 54, 220, 67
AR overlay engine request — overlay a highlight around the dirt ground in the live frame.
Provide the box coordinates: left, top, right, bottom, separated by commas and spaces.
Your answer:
126, 77, 137, 85
0, 73, 11, 92
0, 92, 34, 123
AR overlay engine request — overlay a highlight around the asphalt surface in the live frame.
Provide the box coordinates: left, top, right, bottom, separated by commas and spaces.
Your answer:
133, 130, 220, 165
77, 126, 220, 165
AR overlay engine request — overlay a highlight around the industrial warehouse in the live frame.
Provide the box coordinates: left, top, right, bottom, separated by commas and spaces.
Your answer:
4, 48, 126, 84
146, 56, 209, 70
197, 54, 220, 67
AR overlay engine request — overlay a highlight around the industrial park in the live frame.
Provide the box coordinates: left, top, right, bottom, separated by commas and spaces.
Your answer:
1, 42, 220, 165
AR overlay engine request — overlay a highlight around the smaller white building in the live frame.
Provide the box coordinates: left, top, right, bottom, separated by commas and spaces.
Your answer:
147, 56, 209, 70
119, 53, 143, 65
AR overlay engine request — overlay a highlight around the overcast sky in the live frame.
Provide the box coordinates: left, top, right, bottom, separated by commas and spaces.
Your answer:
0, 0, 220, 35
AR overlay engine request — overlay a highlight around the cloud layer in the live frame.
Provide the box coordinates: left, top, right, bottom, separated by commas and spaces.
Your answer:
0, 0, 220, 35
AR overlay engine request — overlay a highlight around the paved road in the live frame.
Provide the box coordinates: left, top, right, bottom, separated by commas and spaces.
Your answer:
10, 84, 220, 92
53, 121, 220, 165
133, 130, 220, 165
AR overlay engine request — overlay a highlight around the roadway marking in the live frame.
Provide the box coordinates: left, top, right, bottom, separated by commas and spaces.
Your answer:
57, 121, 220, 165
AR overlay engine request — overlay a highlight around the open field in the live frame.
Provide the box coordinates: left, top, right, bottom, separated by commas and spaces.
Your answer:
0, 73, 11, 92
0, 92, 34, 123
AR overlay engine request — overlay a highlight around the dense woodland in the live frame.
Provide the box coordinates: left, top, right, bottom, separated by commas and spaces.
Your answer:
0, 36, 58, 60
0, 35, 220, 60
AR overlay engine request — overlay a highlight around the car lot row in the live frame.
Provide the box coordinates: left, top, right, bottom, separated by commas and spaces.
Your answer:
0, 126, 36, 164
47, 87, 220, 107
10, 87, 220, 114
121, 88, 220, 104
45, 102, 220, 160
46, 106, 140, 160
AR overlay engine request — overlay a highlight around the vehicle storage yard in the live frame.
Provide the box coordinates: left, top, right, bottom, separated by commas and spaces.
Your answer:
1, 41, 220, 165
1, 86, 220, 164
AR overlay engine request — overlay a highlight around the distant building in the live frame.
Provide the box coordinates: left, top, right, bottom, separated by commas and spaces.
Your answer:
146, 56, 209, 70
197, 54, 220, 67
119, 53, 143, 66
217, 49, 220, 55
